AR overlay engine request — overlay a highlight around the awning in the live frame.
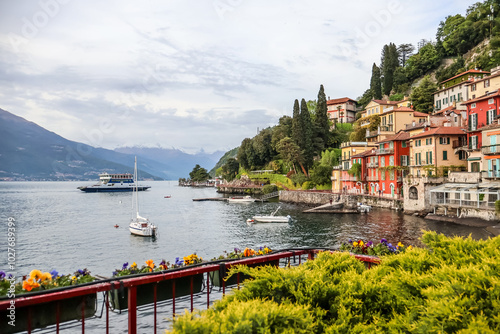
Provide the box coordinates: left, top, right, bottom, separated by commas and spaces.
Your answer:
467, 157, 481, 161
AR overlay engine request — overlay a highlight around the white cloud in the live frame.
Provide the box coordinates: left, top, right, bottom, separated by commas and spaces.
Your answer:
0, 0, 479, 153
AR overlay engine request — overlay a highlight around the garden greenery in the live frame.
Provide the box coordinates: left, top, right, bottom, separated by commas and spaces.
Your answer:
168, 232, 500, 333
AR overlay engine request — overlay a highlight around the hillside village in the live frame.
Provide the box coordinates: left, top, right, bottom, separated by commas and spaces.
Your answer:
330, 66, 500, 221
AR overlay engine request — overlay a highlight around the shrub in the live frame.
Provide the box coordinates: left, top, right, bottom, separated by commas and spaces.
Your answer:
262, 184, 278, 194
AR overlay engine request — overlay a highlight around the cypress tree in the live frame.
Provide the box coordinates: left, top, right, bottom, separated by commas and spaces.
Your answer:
300, 98, 313, 171
382, 43, 399, 96
370, 63, 382, 100
313, 84, 330, 153
291, 99, 301, 147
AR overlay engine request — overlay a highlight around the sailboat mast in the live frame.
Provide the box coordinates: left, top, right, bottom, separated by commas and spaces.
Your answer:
134, 156, 139, 217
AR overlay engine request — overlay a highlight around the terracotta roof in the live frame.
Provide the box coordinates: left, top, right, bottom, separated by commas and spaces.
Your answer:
410, 126, 466, 139
327, 97, 356, 105
352, 149, 376, 158
440, 69, 490, 85
434, 105, 455, 115
463, 89, 500, 104
376, 131, 410, 144
434, 80, 472, 94
413, 111, 429, 117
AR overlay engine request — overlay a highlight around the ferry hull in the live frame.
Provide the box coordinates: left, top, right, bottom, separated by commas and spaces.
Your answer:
78, 186, 150, 192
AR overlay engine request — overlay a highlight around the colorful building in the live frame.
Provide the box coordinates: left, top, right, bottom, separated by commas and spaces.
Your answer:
374, 131, 410, 198
340, 141, 376, 193
433, 69, 489, 111
466, 66, 500, 100
463, 89, 500, 172
326, 97, 357, 124
481, 120, 500, 178
409, 127, 467, 177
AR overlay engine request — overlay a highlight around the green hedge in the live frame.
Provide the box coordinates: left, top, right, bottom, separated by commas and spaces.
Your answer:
168, 232, 500, 333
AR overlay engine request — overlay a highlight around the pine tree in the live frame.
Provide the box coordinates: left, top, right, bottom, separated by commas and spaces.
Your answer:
370, 63, 382, 100
313, 85, 330, 154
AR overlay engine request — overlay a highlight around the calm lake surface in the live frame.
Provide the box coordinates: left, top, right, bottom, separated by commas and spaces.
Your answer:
0, 181, 493, 278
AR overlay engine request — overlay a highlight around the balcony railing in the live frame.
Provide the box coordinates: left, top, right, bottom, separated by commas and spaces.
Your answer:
377, 148, 394, 155
482, 170, 500, 178
482, 144, 500, 155
452, 140, 467, 149
366, 176, 379, 181
367, 162, 379, 168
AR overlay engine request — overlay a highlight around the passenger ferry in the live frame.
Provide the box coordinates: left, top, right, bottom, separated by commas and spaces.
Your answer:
77, 172, 151, 192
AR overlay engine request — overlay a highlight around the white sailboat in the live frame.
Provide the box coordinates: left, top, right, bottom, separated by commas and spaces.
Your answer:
129, 157, 158, 237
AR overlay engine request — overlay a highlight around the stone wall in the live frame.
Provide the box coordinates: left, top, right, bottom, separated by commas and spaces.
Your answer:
403, 176, 445, 213
279, 191, 403, 210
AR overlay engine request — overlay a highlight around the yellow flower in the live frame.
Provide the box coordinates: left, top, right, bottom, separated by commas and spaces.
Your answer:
131, 262, 137, 268
408, 245, 413, 250
29, 269, 43, 281
22, 278, 40, 291
359, 240, 364, 247
353, 242, 358, 247
71, 275, 77, 281
397, 242, 404, 248
40, 272, 52, 282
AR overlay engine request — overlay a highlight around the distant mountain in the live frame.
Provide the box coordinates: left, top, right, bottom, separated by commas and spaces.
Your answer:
114, 147, 225, 180
0, 108, 223, 180
209, 147, 239, 176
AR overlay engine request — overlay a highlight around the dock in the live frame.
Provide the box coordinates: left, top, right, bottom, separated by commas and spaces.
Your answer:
192, 197, 228, 202
303, 202, 359, 214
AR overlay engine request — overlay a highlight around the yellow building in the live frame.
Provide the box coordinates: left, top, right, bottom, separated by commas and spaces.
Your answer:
368, 106, 429, 143
408, 127, 467, 177
466, 66, 500, 100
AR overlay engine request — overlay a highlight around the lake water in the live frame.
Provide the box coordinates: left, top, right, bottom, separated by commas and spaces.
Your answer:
0, 181, 493, 278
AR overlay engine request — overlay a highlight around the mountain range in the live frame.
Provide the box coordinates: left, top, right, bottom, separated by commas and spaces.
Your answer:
0, 108, 224, 181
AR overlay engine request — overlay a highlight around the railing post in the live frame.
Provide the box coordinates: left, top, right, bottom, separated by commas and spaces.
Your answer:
128, 286, 137, 334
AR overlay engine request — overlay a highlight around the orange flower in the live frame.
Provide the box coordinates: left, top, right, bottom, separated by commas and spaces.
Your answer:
145, 259, 154, 271
23, 278, 40, 291
243, 248, 255, 257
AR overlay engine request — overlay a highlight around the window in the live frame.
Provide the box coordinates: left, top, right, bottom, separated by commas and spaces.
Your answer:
401, 155, 408, 166
489, 98, 494, 104
487, 109, 495, 125
443, 150, 448, 160
389, 156, 394, 166
485, 79, 490, 88
426, 151, 433, 164
381, 170, 386, 180
390, 170, 395, 180
409, 186, 418, 200
402, 141, 407, 148
469, 113, 478, 131
470, 135, 478, 149
380, 157, 385, 167
457, 92, 462, 101
471, 103, 476, 108
471, 84, 476, 91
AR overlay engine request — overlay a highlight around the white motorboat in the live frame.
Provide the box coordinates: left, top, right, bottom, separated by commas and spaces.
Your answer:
248, 206, 292, 224
129, 157, 157, 237
227, 195, 256, 203
357, 202, 372, 213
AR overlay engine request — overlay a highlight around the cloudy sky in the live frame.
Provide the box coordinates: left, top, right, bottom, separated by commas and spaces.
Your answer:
0, 0, 478, 153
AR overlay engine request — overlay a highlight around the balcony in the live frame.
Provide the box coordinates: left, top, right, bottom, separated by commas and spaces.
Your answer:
452, 140, 467, 149
377, 148, 394, 155
482, 170, 500, 179
366, 176, 379, 181
482, 144, 500, 155
365, 130, 379, 138
367, 162, 379, 168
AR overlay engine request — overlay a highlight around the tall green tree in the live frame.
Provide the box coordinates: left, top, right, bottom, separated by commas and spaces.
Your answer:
189, 164, 210, 182
397, 43, 415, 67
411, 75, 438, 113
220, 158, 239, 182
300, 98, 314, 173
381, 43, 399, 96
370, 63, 382, 100
237, 138, 252, 170
277, 137, 303, 174
291, 99, 301, 147
313, 84, 330, 154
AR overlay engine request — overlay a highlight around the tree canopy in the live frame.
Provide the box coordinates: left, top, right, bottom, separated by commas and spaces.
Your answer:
189, 164, 210, 182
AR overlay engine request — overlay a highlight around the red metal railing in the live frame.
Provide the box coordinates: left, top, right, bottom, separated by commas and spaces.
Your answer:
0, 249, 380, 333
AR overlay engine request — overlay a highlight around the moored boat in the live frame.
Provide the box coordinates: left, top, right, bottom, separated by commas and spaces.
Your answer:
78, 172, 150, 192
227, 195, 256, 203
129, 157, 157, 238
249, 206, 292, 224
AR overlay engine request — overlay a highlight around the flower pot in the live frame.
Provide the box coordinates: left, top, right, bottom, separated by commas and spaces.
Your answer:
0, 293, 96, 333
109, 273, 204, 311
209, 260, 279, 287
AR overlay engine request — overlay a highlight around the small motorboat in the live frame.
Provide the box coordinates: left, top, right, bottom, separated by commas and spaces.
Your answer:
164, 195, 171, 198
357, 203, 371, 213
250, 206, 291, 223
227, 195, 256, 203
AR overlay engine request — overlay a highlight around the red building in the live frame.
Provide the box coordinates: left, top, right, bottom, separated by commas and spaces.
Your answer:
463, 89, 500, 171
347, 149, 376, 194
374, 131, 410, 198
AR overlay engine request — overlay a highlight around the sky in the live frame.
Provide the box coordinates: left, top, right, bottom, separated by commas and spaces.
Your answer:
0, 0, 479, 154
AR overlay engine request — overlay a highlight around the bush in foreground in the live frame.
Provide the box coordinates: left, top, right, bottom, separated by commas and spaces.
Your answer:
167, 232, 500, 333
